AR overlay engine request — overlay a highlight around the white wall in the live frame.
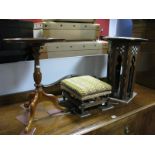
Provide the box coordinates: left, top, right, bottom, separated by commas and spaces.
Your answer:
109, 19, 118, 36
109, 19, 133, 37
0, 55, 108, 95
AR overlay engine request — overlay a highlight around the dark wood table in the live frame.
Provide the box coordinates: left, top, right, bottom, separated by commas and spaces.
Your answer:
3, 38, 65, 133
101, 36, 147, 103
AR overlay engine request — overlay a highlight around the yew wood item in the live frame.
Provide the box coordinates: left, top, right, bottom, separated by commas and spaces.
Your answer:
101, 37, 147, 102
3, 38, 65, 133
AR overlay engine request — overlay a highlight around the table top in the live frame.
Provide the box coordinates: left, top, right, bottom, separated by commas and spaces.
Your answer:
3, 38, 65, 44
101, 36, 148, 42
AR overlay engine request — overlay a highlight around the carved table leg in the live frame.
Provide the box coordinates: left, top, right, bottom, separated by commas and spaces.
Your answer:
25, 92, 39, 133
24, 47, 64, 133
24, 92, 35, 108
42, 90, 65, 110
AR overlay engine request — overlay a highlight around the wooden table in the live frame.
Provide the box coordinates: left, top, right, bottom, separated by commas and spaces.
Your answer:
101, 36, 147, 102
3, 38, 65, 133
0, 84, 155, 135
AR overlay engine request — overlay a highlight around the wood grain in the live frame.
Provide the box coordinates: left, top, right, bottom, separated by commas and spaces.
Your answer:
0, 84, 155, 135
133, 20, 155, 89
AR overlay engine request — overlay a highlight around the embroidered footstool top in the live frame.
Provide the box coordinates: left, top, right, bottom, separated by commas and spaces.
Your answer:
61, 75, 112, 101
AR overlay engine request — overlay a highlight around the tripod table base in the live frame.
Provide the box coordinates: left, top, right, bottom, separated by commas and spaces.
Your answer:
16, 88, 65, 134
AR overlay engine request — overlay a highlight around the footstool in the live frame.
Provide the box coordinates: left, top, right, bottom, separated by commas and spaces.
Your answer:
61, 75, 113, 117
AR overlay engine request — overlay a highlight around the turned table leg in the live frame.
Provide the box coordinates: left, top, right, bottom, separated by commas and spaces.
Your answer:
25, 92, 39, 133
24, 92, 35, 108
24, 47, 64, 133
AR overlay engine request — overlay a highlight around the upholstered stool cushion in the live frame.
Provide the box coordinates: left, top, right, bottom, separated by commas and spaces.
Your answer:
61, 75, 112, 101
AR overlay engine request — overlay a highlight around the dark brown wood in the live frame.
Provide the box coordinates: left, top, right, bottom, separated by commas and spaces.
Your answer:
87, 104, 155, 135
101, 36, 146, 100
136, 71, 155, 89
3, 38, 65, 44
3, 38, 66, 133
0, 84, 155, 135
61, 90, 112, 117
132, 20, 155, 89
102, 36, 147, 42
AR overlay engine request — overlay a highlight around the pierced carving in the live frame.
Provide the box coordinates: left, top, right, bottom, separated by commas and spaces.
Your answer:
106, 39, 144, 100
